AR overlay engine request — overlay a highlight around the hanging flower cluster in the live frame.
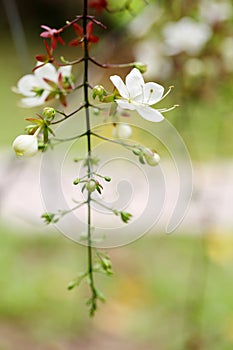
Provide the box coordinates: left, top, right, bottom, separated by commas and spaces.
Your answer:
12, 0, 177, 316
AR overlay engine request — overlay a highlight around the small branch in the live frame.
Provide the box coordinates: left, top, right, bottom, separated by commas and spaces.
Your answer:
87, 16, 107, 30
91, 131, 135, 150
52, 131, 87, 143
61, 15, 83, 31
60, 57, 84, 66
88, 57, 138, 69
51, 104, 85, 124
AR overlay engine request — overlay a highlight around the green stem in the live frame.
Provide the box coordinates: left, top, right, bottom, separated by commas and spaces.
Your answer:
83, 0, 97, 316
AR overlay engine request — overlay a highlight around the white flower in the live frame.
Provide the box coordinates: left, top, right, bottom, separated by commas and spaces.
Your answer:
220, 37, 233, 72
110, 68, 173, 122
15, 62, 73, 108
133, 39, 173, 80
163, 17, 212, 56
199, 0, 232, 25
12, 134, 38, 157
112, 123, 132, 139
128, 3, 162, 38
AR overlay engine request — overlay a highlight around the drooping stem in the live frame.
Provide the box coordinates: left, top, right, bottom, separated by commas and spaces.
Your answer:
83, 0, 97, 316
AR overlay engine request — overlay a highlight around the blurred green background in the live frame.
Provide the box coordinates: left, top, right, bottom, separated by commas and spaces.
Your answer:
0, 0, 233, 349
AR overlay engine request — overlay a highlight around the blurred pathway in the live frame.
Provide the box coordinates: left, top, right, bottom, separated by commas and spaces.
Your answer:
1, 152, 233, 234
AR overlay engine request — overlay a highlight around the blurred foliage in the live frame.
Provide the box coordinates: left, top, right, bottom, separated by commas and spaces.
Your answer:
1, 227, 233, 349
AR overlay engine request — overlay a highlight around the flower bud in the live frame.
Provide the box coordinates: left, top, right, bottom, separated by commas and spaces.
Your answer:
132, 62, 147, 74
12, 134, 38, 157
42, 107, 56, 120
85, 179, 97, 193
92, 85, 107, 101
112, 123, 132, 139
104, 176, 111, 182
143, 148, 160, 166
73, 178, 80, 185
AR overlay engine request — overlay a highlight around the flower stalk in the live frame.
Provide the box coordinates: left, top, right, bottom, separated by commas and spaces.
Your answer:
83, 0, 98, 316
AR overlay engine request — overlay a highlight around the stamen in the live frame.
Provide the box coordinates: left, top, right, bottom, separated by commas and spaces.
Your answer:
158, 104, 179, 113
159, 85, 174, 102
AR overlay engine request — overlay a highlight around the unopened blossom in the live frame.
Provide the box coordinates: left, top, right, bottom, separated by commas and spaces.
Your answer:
199, 0, 232, 25
163, 17, 212, 56
112, 123, 132, 139
12, 133, 39, 157
15, 62, 73, 107
143, 148, 160, 166
110, 68, 174, 122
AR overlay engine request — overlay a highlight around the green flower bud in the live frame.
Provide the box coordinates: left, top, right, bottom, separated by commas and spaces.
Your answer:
85, 179, 97, 193
120, 211, 133, 223
42, 107, 56, 120
104, 176, 111, 182
73, 178, 80, 185
41, 212, 57, 224
92, 85, 107, 101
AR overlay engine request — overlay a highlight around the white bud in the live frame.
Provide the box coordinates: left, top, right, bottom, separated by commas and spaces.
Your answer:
85, 180, 97, 193
12, 134, 38, 157
143, 148, 160, 166
112, 123, 132, 139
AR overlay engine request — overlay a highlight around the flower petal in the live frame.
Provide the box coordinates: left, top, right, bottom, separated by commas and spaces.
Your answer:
58, 65, 72, 77
110, 75, 129, 99
125, 68, 144, 99
20, 91, 49, 108
17, 75, 43, 96
135, 105, 164, 122
115, 100, 136, 111
35, 62, 57, 81
142, 82, 164, 105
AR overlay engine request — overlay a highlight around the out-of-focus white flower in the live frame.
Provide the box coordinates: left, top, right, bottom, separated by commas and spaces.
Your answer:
110, 68, 174, 122
133, 39, 173, 80
184, 58, 205, 77
12, 133, 39, 157
199, 0, 232, 25
15, 62, 73, 108
220, 37, 233, 72
112, 123, 132, 139
162, 17, 212, 56
128, 3, 162, 38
